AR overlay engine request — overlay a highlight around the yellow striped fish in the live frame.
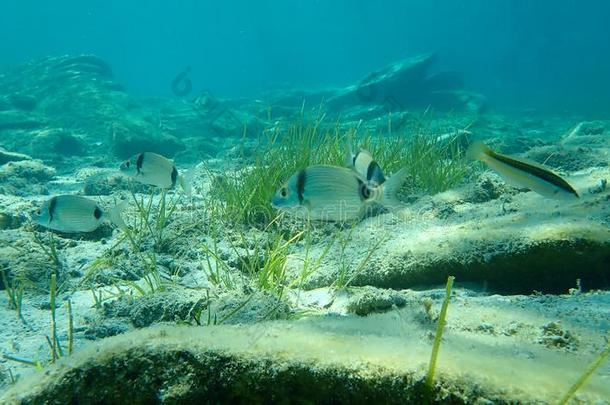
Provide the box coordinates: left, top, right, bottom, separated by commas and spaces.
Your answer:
467, 141, 579, 200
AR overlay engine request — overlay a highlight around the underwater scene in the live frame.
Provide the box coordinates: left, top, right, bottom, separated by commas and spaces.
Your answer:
1, 1, 610, 403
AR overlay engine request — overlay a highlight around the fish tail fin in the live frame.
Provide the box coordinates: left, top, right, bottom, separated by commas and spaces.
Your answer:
466, 141, 492, 161
180, 167, 196, 198
107, 201, 127, 230
381, 167, 408, 210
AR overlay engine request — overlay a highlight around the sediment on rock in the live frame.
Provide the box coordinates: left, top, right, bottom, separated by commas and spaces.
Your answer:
3, 317, 606, 404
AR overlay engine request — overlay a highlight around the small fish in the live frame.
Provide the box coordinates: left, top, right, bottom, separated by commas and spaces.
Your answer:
272, 165, 406, 221
33, 195, 126, 233
346, 146, 386, 186
466, 141, 579, 200
120, 152, 193, 197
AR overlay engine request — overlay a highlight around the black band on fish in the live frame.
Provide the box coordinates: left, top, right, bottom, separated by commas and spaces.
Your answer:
488, 150, 579, 197
358, 179, 371, 201
48, 196, 57, 221
367, 161, 386, 184
93, 206, 102, 220
296, 169, 306, 204
136, 153, 144, 174
171, 166, 178, 188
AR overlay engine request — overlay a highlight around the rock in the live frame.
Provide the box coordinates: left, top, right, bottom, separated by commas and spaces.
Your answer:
295, 168, 610, 294
426, 90, 487, 114
2, 318, 608, 403
525, 145, 608, 172
83, 318, 131, 340
102, 288, 290, 329
580, 121, 605, 135
29, 129, 87, 157
345, 286, 407, 316
82, 171, 150, 195
103, 290, 204, 328
0, 55, 169, 161
52, 132, 86, 155
463, 172, 513, 203
561, 121, 608, 147
0, 160, 56, 185
0, 212, 25, 230
0, 160, 56, 195
111, 124, 185, 159
476, 322, 496, 335
0, 160, 55, 182
0, 235, 58, 288
0, 147, 31, 165
263, 54, 486, 117
536, 321, 578, 351
149, 92, 264, 141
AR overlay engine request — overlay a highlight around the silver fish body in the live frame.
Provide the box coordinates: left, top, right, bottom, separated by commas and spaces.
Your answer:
33, 195, 125, 233
120, 152, 192, 196
272, 165, 405, 221
467, 141, 579, 200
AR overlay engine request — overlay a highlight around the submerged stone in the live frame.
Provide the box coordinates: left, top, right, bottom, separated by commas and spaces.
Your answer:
1, 313, 608, 404
263, 54, 486, 117
0, 147, 31, 165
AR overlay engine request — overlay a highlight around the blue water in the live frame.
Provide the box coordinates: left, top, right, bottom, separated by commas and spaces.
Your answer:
2, 0, 609, 114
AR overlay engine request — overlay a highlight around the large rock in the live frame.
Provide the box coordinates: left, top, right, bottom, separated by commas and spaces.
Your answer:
0, 55, 278, 164
0, 55, 186, 160
289, 166, 610, 294
1, 309, 607, 404
0, 147, 31, 165
263, 54, 486, 118
0, 159, 56, 195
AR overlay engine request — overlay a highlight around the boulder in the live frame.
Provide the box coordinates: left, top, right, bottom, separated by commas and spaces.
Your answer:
1, 314, 607, 404
111, 130, 185, 159
0, 55, 162, 160
0, 159, 55, 195
0, 147, 31, 165
263, 54, 486, 117
289, 166, 610, 294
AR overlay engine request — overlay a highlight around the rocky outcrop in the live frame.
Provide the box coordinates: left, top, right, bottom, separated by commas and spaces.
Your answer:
0, 55, 248, 163
263, 54, 486, 118
0, 147, 31, 165
290, 167, 610, 294
2, 310, 608, 404
0, 159, 56, 195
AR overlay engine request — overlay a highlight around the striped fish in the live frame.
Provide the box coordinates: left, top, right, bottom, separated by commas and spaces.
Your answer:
272, 165, 406, 221
120, 152, 193, 197
345, 136, 386, 186
467, 141, 579, 200
33, 195, 125, 233
346, 147, 386, 186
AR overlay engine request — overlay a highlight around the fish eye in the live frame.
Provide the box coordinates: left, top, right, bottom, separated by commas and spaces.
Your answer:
36, 209, 41, 215
280, 187, 288, 198
124, 161, 130, 168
